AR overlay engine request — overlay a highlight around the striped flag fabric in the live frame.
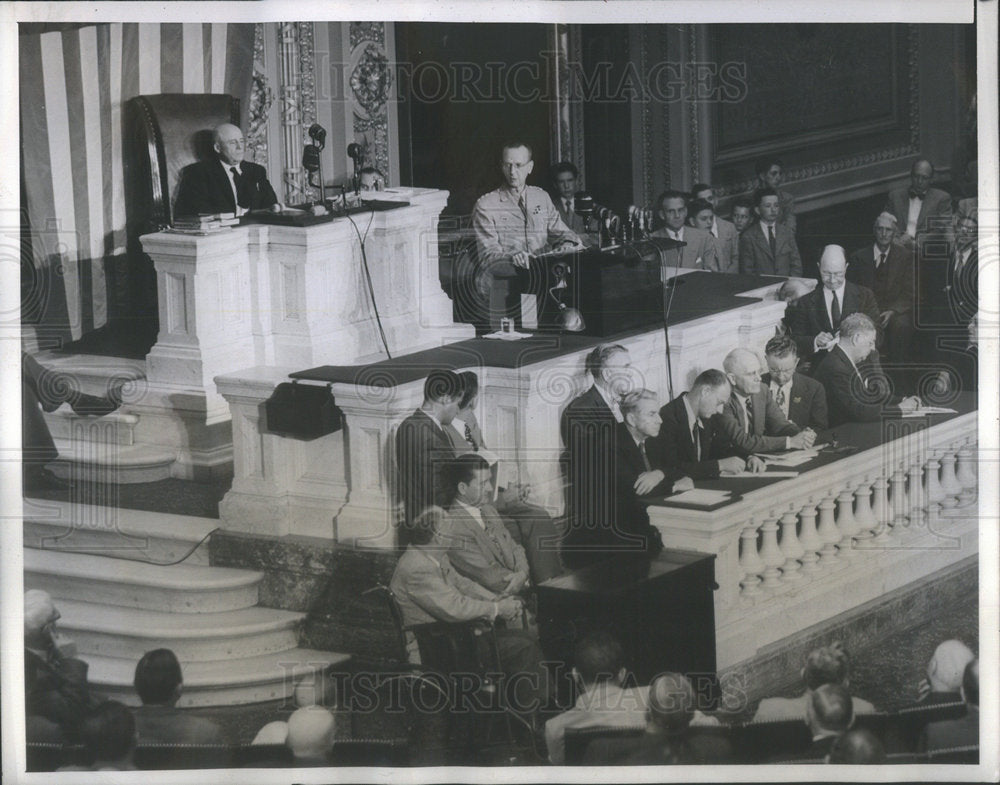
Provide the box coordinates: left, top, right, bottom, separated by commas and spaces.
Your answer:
19, 22, 255, 341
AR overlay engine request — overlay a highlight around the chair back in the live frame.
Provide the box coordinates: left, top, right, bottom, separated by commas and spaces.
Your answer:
883, 700, 967, 752
927, 744, 978, 764
728, 717, 813, 763
330, 737, 410, 766
123, 93, 240, 234
133, 742, 232, 770
564, 725, 644, 765
362, 583, 414, 666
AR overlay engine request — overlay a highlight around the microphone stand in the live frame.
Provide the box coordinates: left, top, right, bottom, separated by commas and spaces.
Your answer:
658, 239, 687, 401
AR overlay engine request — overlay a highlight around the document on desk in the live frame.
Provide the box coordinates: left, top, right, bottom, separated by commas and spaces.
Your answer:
667, 489, 732, 506
723, 470, 800, 478
764, 450, 819, 467
900, 407, 959, 417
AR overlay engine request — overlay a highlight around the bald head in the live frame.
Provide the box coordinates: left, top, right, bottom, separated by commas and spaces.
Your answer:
927, 640, 975, 693
819, 245, 848, 291
723, 348, 763, 396
910, 158, 934, 196
828, 728, 886, 764
286, 706, 336, 759
213, 123, 245, 166
647, 672, 696, 734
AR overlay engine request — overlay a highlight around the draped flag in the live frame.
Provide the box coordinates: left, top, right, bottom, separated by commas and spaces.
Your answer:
19, 23, 255, 342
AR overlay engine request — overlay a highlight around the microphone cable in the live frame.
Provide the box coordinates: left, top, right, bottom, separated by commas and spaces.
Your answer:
347, 207, 393, 359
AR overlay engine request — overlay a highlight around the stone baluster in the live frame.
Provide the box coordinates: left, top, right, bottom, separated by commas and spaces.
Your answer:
835, 487, 860, 555
758, 512, 785, 590
778, 505, 805, 583
924, 453, 945, 522
853, 478, 878, 548
797, 499, 822, 575
816, 493, 841, 564
871, 475, 892, 545
889, 466, 909, 528
907, 458, 926, 530
955, 438, 978, 507
739, 520, 765, 597
938, 447, 963, 511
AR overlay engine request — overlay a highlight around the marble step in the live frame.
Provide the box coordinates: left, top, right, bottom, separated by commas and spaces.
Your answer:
54, 599, 304, 663
23, 498, 218, 566
84, 649, 353, 708
44, 405, 139, 447
31, 351, 146, 398
50, 438, 176, 484
24, 549, 260, 613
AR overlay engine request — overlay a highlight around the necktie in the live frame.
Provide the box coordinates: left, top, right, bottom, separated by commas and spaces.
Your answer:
774, 386, 786, 408
908, 189, 924, 200
230, 166, 247, 208
639, 441, 652, 472
564, 198, 572, 214
693, 422, 702, 460
745, 396, 755, 434
517, 193, 528, 218
831, 291, 841, 330
768, 225, 776, 258
464, 423, 476, 450
877, 252, 886, 269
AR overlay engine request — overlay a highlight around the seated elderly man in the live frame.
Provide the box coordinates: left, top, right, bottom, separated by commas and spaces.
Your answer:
24, 589, 94, 740
753, 641, 875, 722
712, 348, 816, 457
912, 639, 976, 706
920, 658, 978, 752
132, 648, 225, 745
286, 705, 337, 766
813, 313, 921, 427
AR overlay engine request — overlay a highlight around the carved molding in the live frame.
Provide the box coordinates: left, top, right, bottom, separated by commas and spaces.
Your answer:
686, 24, 700, 185
350, 22, 392, 181
279, 22, 305, 204
247, 23, 271, 166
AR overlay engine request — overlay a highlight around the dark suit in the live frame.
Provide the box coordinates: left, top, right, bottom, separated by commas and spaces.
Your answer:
738, 221, 802, 277
762, 372, 828, 431
173, 159, 278, 216
610, 423, 673, 556
584, 729, 735, 765
921, 243, 978, 329
848, 242, 916, 362
134, 706, 226, 745
554, 196, 589, 236
712, 388, 799, 456
813, 345, 902, 427
769, 733, 839, 763
395, 409, 457, 528
647, 395, 724, 480
785, 282, 881, 360
885, 186, 952, 240
920, 707, 978, 752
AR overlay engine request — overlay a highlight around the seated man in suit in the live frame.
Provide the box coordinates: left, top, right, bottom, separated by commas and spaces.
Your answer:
650, 190, 719, 271
753, 156, 796, 234
132, 648, 225, 745
920, 658, 978, 752
813, 313, 921, 427
847, 212, 916, 364
439, 454, 531, 597
561, 344, 634, 568
785, 245, 881, 364
688, 196, 738, 274
56, 701, 138, 772
691, 183, 740, 273
884, 157, 952, 247
583, 672, 733, 765
173, 123, 279, 217
395, 370, 465, 535
912, 639, 975, 707
772, 684, 853, 763
389, 507, 550, 713
611, 390, 695, 557
550, 161, 588, 237
713, 348, 815, 456
647, 369, 747, 480
827, 728, 886, 764
763, 335, 828, 431
358, 166, 386, 191
738, 188, 802, 277
753, 641, 876, 722
730, 195, 756, 235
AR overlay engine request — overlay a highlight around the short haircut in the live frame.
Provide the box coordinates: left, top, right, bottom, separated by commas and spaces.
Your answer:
731, 195, 755, 212
657, 189, 688, 209
457, 371, 479, 410
809, 683, 853, 733
501, 140, 533, 159
648, 672, 696, 733
755, 156, 783, 176
765, 334, 798, 359
963, 658, 979, 707
753, 186, 778, 206
803, 641, 850, 690
81, 701, 136, 762
443, 453, 491, 494
828, 728, 886, 764
687, 197, 714, 217
134, 648, 183, 705
423, 369, 464, 404
691, 182, 713, 196
911, 157, 934, 175
839, 313, 877, 341
584, 343, 627, 379
691, 368, 729, 394
573, 629, 625, 684
407, 506, 445, 546
551, 161, 578, 179
874, 211, 898, 230
620, 389, 657, 420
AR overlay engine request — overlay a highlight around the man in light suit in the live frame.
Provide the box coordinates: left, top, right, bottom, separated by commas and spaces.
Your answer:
785, 245, 881, 365
738, 188, 802, 277
439, 454, 531, 597
712, 348, 814, 457
692, 183, 739, 273
650, 190, 719, 271
847, 212, 916, 364
173, 123, 279, 217
884, 158, 952, 245
550, 161, 589, 236
762, 335, 828, 431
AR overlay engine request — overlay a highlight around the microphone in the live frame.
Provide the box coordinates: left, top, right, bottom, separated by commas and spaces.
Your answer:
308, 124, 327, 150
302, 144, 321, 173
574, 191, 594, 217
347, 143, 364, 194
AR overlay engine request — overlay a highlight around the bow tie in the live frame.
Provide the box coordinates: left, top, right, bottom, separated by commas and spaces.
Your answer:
908, 189, 925, 200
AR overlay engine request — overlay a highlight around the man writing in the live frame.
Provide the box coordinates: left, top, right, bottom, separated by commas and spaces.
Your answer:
762, 335, 828, 431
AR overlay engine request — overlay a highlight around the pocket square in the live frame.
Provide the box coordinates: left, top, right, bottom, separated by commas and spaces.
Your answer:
793, 396, 802, 403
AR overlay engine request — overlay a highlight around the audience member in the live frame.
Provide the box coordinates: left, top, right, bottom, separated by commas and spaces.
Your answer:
692, 183, 739, 273
286, 705, 336, 766
762, 335, 828, 431
739, 187, 802, 276
550, 161, 588, 235
753, 156, 796, 234
754, 641, 875, 722
713, 348, 814, 457
252, 720, 289, 745
24, 589, 94, 739
650, 190, 719, 271
785, 245, 881, 363
647, 369, 746, 479
884, 158, 952, 246
358, 166, 385, 191
57, 700, 138, 772
132, 648, 225, 745
813, 313, 921, 426
730, 195, 756, 234
920, 658, 978, 752
772, 684, 854, 762
914, 639, 976, 706
584, 672, 733, 765
827, 727, 885, 764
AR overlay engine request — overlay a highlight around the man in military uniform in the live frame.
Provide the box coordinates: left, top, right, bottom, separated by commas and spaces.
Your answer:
471, 142, 582, 329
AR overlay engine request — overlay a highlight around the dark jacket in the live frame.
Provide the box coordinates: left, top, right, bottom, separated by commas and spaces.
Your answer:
813, 345, 901, 426
173, 159, 278, 217
395, 409, 457, 527
761, 371, 828, 431
647, 394, 724, 480
785, 282, 881, 359
711, 388, 799, 456
738, 221, 802, 277
847, 242, 915, 316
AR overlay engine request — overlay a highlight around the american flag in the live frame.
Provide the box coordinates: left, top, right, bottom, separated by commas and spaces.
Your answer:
19, 23, 254, 341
